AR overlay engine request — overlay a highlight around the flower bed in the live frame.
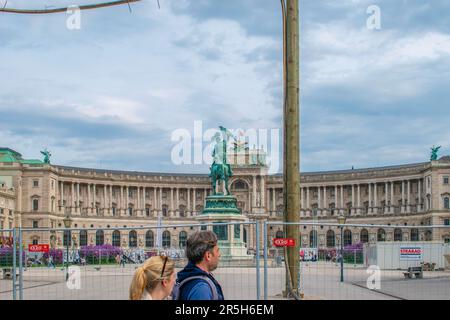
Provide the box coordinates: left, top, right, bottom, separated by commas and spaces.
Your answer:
79, 245, 122, 264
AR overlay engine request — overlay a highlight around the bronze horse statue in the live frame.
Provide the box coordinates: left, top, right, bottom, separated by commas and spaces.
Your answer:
209, 162, 233, 195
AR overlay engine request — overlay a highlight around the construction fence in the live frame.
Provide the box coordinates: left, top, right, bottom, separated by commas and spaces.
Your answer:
1, 221, 450, 300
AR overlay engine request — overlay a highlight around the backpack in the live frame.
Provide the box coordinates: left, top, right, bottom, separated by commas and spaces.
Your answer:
171, 275, 219, 300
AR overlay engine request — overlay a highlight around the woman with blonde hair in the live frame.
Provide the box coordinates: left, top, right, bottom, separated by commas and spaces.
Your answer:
129, 255, 176, 300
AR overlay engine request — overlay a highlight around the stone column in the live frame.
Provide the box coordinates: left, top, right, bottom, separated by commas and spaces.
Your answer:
120, 186, 123, 214
306, 187, 310, 209
300, 188, 304, 209
351, 185, 355, 215
407, 180, 411, 213
374, 182, 378, 214
318, 186, 322, 211
60, 181, 64, 208
357, 184, 361, 215
170, 188, 174, 215
93, 184, 96, 213
418, 179, 422, 212
153, 187, 157, 215
390, 181, 395, 213
176, 188, 179, 212
368, 183, 372, 213
109, 185, 113, 215
76, 183, 80, 212
159, 187, 163, 214
104, 185, 107, 212
323, 186, 327, 214
340, 185, 344, 213
334, 185, 338, 212
261, 176, 265, 209
87, 184, 91, 210
385, 181, 389, 213
126, 186, 129, 213
71, 182, 75, 211
272, 188, 276, 212
137, 186, 141, 214
401, 181, 405, 213
252, 176, 257, 208
192, 188, 196, 214
187, 188, 191, 215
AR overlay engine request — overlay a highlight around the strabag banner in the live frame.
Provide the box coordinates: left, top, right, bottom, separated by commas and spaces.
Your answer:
400, 246, 422, 260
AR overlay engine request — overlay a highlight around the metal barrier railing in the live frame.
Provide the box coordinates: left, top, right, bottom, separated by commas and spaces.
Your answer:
4, 221, 260, 300
263, 222, 450, 300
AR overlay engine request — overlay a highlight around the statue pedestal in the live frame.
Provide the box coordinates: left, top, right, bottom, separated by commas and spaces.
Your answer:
196, 194, 254, 266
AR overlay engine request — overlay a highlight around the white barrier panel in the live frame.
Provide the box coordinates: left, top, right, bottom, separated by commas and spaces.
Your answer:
364, 242, 450, 270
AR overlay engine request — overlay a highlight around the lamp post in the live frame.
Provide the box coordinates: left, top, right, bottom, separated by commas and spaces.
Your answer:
63, 215, 73, 281
337, 214, 346, 282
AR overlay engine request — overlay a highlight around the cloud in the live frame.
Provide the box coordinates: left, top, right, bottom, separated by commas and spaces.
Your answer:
1, 0, 450, 174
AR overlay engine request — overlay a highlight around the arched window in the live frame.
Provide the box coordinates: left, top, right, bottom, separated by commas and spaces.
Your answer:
444, 197, 450, 210
309, 230, 318, 248
79, 230, 88, 246
129, 230, 137, 247
112, 205, 117, 216
394, 228, 402, 242
377, 229, 386, 242
179, 231, 187, 248
360, 229, 369, 243
232, 180, 248, 190
145, 230, 154, 247
63, 230, 71, 246
411, 229, 419, 241
96, 230, 104, 246
162, 231, 171, 248
275, 230, 284, 239
112, 230, 121, 247
344, 230, 352, 246
326, 230, 335, 247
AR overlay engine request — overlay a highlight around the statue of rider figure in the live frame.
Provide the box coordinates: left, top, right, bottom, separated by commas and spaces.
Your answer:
210, 126, 234, 195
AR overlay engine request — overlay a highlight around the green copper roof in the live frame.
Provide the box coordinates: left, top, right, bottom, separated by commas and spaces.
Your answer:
0, 148, 44, 164
20, 159, 44, 164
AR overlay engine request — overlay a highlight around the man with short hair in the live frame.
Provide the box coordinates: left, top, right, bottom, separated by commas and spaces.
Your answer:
175, 231, 224, 300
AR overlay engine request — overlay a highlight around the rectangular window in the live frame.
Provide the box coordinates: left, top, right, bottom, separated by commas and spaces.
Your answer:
33, 180, 39, 187
32, 199, 39, 211
32, 221, 38, 228
32, 239, 38, 245
444, 177, 449, 185
445, 238, 450, 244
0, 208, 3, 215
128, 190, 133, 198
444, 219, 450, 226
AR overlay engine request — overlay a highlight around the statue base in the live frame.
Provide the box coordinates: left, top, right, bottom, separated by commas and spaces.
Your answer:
197, 196, 253, 266
202, 194, 241, 215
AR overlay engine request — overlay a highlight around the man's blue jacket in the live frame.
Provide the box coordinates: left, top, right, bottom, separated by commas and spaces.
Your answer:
176, 261, 224, 300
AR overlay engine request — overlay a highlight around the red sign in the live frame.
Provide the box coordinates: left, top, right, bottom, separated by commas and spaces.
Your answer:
28, 244, 49, 253
273, 238, 295, 247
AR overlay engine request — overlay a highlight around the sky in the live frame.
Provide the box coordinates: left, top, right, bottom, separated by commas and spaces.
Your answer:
1, 0, 450, 174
